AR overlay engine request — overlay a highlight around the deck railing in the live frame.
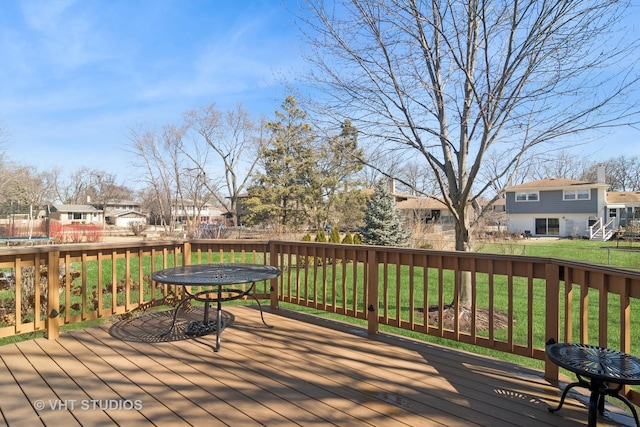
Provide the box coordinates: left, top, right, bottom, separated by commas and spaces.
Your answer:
1, 239, 639, 404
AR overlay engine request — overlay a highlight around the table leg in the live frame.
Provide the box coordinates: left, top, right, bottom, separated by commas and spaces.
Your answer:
548, 381, 583, 413
610, 392, 640, 427
203, 298, 210, 324
161, 297, 193, 337
250, 295, 272, 328
588, 390, 599, 427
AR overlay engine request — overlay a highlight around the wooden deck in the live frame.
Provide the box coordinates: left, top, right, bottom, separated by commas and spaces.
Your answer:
0, 305, 635, 426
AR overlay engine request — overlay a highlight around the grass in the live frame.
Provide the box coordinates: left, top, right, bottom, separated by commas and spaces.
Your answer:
476, 237, 640, 270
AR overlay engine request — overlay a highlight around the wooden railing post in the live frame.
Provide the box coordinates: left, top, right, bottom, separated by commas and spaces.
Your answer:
46, 250, 61, 340
544, 262, 560, 381
270, 241, 279, 310
183, 241, 192, 266
367, 249, 379, 335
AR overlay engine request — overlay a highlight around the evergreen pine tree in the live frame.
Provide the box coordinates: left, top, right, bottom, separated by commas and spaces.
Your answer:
359, 179, 411, 247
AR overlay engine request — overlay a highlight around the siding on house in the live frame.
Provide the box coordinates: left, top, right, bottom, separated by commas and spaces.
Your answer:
50, 204, 103, 225
507, 213, 594, 237
505, 189, 599, 214
503, 178, 609, 237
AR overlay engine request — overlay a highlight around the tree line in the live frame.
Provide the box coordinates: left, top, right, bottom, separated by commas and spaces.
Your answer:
126, 96, 366, 233
1, 100, 639, 234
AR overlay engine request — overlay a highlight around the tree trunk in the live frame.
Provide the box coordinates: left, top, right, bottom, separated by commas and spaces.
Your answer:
455, 210, 473, 310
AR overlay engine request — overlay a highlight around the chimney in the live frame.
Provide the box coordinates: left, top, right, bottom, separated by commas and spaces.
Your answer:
388, 178, 396, 194
597, 164, 606, 183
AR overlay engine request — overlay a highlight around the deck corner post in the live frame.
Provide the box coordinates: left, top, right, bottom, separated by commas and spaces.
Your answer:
183, 241, 192, 266
544, 262, 560, 381
269, 241, 279, 310
46, 250, 61, 340
367, 249, 379, 335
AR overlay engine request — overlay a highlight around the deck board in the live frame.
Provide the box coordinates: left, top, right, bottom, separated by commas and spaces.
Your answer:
0, 305, 634, 426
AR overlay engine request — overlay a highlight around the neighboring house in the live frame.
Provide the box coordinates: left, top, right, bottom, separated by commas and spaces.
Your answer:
95, 200, 147, 227
606, 191, 640, 228
50, 204, 103, 225
171, 200, 226, 226
104, 209, 147, 227
504, 168, 638, 239
395, 196, 452, 224
99, 200, 142, 212
364, 181, 454, 225
487, 197, 506, 214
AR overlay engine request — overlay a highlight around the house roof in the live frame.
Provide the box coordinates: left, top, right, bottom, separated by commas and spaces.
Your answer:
396, 198, 448, 210
361, 187, 419, 202
104, 209, 146, 218
607, 191, 640, 204
505, 178, 608, 191
105, 200, 141, 207
51, 204, 100, 213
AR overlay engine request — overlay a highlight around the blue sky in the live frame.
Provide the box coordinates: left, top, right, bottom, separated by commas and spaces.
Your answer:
0, 0, 639, 187
0, 0, 302, 182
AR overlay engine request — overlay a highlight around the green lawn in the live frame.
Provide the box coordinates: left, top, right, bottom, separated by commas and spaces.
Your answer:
476, 238, 640, 270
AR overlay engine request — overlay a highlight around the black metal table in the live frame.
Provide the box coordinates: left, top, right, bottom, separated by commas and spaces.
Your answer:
152, 263, 281, 351
546, 342, 640, 426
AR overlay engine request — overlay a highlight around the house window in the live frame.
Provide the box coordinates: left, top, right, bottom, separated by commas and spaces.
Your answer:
515, 192, 539, 202
609, 208, 617, 218
535, 218, 560, 235
67, 212, 86, 220
563, 189, 590, 200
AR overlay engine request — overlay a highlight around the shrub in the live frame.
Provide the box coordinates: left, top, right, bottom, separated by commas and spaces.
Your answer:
129, 221, 147, 236
315, 230, 327, 242
329, 227, 341, 243
342, 231, 354, 244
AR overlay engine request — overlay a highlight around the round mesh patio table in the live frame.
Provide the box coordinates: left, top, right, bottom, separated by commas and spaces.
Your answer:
546, 342, 640, 427
152, 264, 281, 351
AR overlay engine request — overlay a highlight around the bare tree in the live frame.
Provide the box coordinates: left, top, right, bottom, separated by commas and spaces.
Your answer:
183, 103, 264, 226
53, 167, 95, 204
397, 161, 440, 196
526, 151, 593, 181
128, 127, 179, 233
0, 163, 56, 206
129, 122, 214, 234
53, 167, 132, 204
299, 0, 640, 309
589, 156, 640, 191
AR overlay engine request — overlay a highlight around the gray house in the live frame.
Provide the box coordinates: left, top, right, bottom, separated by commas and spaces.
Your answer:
504, 169, 640, 239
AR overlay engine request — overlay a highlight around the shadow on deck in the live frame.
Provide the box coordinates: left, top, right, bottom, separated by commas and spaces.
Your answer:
0, 305, 634, 426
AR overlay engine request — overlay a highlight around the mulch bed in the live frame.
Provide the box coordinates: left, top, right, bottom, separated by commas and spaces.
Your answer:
416, 305, 511, 332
